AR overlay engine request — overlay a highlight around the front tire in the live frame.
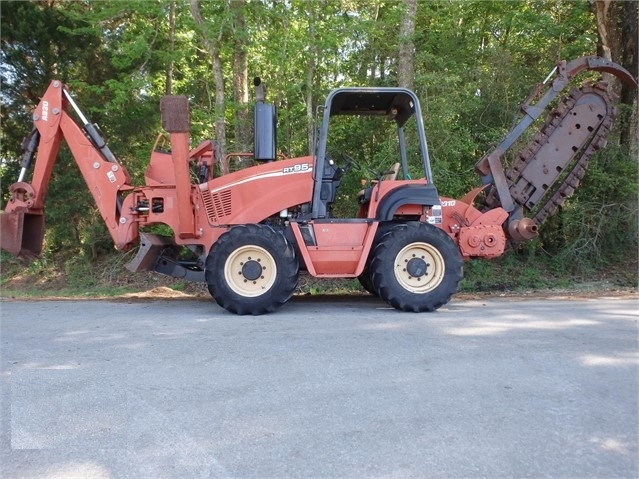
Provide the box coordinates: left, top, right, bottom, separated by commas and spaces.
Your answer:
205, 224, 299, 315
357, 263, 376, 296
369, 222, 462, 312
357, 221, 396, 296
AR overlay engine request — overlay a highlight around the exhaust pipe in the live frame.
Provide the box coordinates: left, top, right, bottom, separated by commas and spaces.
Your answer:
253, 77, 277, 162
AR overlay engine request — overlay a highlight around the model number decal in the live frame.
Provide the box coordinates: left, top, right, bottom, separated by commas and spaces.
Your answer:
441, 200, 456, 207
41, 101, 49, 122
283, 163, 311, 174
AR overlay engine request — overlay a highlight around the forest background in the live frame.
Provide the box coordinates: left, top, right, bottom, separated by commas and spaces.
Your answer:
0, 0, 637, 297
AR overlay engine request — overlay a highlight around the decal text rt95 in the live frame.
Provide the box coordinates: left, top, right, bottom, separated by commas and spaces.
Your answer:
282, 163, 311, 174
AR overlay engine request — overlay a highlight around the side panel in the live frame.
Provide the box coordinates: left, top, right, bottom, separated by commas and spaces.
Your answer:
202, 156, 314, 226
290, 221, 377, 277
129, 156, 315, 250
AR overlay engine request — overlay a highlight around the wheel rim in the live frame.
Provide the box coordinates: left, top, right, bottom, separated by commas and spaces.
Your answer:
224, 245, 277, 297
393, 241, 445, 293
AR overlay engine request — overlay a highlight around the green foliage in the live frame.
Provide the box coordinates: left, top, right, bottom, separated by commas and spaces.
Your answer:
1, 0, 636, 286
540, 144, 638, 271
63, 254, 96, 289
459, 252, 553, 292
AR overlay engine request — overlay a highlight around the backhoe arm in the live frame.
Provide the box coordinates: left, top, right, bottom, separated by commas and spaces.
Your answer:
1, 80, 135, 257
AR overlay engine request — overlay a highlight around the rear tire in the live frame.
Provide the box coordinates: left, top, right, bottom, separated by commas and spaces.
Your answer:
205, 224, 299, 315
369, 222, 462, 312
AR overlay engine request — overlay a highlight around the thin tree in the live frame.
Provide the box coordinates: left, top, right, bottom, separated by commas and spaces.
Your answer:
231, 0, 250, 152
305, 1, 318, 155
190, 0, 227, 157
165, 0, 176, 96
593, 0, 637, 146
397, 0, 416, 89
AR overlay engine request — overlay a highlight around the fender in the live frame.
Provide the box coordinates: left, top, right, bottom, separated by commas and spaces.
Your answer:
375, 184, 440, 221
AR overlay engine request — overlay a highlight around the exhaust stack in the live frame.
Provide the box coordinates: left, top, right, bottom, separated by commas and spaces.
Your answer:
253, 77, 276, 162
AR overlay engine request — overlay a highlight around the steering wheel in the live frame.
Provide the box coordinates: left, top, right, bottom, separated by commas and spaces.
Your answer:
339, 152, 356, 173
341, 152, 379, 179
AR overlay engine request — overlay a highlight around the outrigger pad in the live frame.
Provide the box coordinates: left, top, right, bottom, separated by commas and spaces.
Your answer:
160, 95, 190, 133
0, 211, 44, 259
125, 233, 173, 272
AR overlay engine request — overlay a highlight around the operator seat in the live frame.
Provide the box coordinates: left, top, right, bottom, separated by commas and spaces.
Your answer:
357, 162, 400, 204
382, 163, 400, 182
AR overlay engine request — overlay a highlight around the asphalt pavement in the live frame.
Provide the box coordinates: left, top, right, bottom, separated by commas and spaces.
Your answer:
1, 294, 637, 478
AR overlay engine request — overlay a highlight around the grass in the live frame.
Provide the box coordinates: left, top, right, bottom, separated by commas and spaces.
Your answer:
1, 247, 636, 301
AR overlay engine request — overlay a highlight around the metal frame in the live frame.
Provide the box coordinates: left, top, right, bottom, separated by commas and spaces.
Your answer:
311, 87, 434, 219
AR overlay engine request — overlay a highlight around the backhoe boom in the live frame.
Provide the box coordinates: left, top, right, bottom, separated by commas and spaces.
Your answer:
1, 80, 135, 256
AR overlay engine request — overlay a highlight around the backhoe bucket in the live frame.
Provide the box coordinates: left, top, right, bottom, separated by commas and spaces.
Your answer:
0, 210, 44, 258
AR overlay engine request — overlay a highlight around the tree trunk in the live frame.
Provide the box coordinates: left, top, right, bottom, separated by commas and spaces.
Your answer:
165, 0, 175, 96
232, 0, 249, 152
397, 0, 416, 89
305, 2, 317, 155
619, 0, 638, 147
190, 0, 226, 157
594, 0, 637, 147
594, 0, 621, 88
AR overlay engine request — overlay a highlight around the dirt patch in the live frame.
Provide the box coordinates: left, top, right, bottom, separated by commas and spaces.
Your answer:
9, 284, 636, 303
120, 286, 194, 299
454, 287, 638, 302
